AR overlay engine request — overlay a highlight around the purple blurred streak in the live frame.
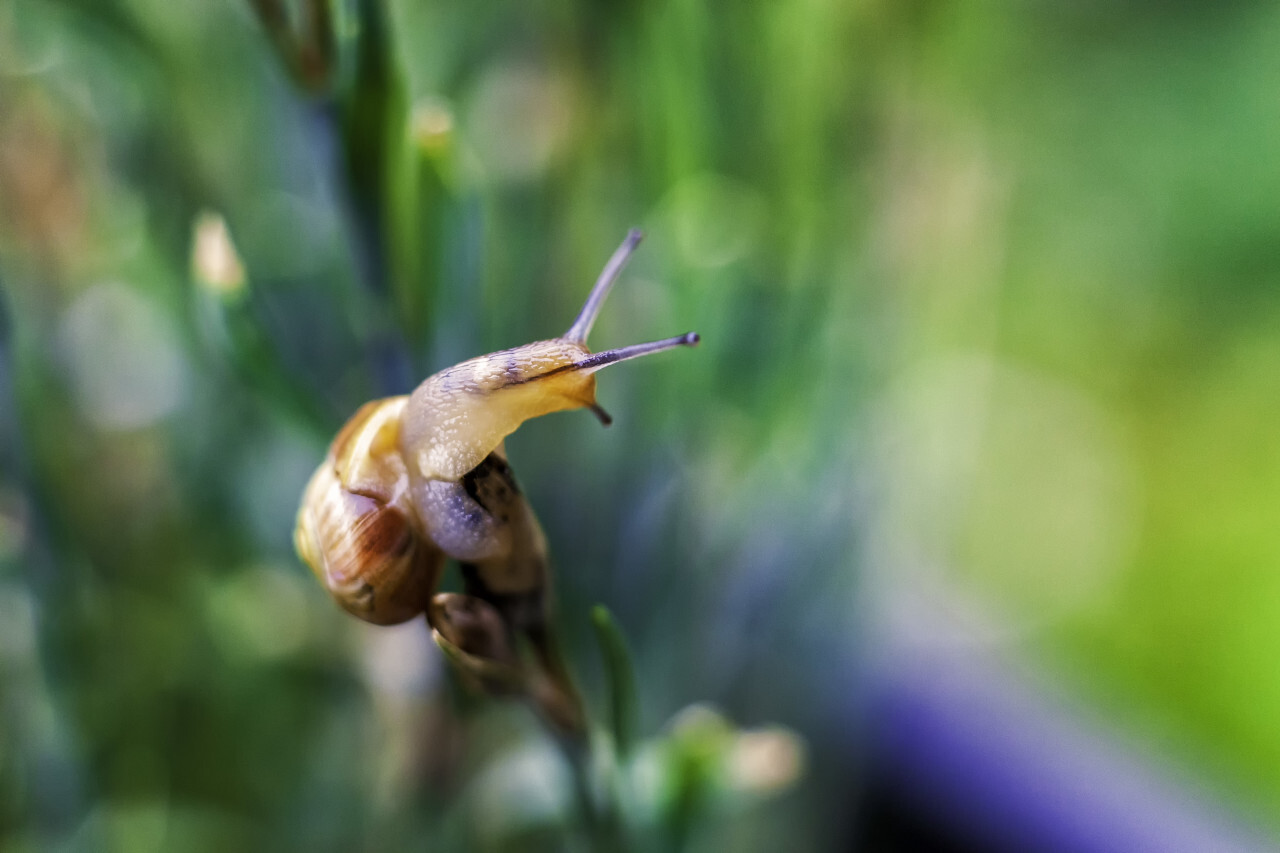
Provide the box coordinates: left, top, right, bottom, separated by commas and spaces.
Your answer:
864, 646, 1277, 853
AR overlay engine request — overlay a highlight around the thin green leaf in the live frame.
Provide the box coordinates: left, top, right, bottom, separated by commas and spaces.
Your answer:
591, 604, 638, 762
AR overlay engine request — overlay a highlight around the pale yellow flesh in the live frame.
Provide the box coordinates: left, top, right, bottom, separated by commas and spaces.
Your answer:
399, 339, 598, 483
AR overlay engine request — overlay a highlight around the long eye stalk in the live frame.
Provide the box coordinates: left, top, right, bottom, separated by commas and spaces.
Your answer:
564, 228, 644, 344
579, 332, 700, 428
558, 230, 701, 428
574, 332, 701, 375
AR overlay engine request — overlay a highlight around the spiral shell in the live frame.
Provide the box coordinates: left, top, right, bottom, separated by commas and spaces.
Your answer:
294, 398, 444, 625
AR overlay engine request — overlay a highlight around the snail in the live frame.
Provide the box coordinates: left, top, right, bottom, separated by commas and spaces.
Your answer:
294, 229, 698, 730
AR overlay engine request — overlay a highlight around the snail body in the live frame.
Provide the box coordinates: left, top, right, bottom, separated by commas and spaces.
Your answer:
294, 230, 697, 726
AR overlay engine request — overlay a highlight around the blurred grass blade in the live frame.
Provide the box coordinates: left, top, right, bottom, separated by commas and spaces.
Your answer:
591, 604, 638, 761
246, 0, 339, 93
191, 214, 333, 436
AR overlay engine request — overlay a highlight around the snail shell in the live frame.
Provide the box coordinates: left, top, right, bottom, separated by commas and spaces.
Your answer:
294, 397, 444, 625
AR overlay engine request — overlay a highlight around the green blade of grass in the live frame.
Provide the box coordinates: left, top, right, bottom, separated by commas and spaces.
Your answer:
591, 604, 638, 763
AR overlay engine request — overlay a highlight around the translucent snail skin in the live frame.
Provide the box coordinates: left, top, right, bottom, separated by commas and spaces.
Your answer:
294, 230, 698, 730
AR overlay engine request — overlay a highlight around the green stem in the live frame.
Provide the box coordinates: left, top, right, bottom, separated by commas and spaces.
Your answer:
556, 734, 629, 853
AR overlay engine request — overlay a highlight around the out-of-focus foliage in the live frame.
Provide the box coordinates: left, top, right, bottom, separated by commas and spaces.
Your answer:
1, 0, 1279, 849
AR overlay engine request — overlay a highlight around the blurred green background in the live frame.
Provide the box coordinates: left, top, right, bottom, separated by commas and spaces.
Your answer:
2, 0, 1279, 850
